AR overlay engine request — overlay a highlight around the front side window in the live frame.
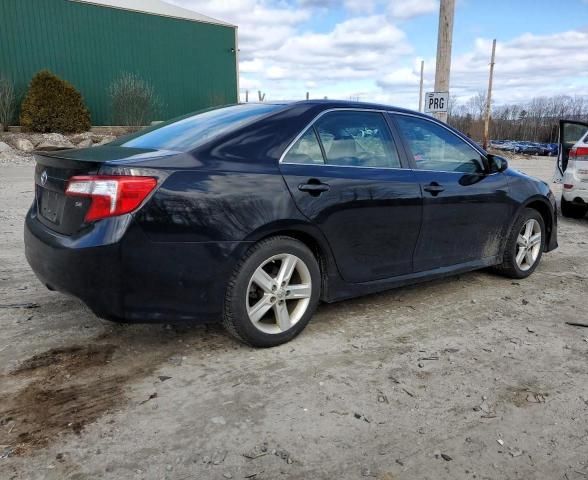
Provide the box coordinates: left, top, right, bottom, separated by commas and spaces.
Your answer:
314, 111, 401, 168
395, 115, 485, 174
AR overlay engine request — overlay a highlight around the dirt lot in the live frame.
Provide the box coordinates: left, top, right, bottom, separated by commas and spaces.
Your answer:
0, 155, 587, 480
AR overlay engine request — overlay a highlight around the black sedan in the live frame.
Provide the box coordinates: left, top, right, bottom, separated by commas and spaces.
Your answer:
25, 101, 558, 347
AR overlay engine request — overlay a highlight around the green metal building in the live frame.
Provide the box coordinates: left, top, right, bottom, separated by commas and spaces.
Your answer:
0, 0, 238, 125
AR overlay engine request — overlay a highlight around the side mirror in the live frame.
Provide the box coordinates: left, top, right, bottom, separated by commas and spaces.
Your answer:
487, 154, 508, 173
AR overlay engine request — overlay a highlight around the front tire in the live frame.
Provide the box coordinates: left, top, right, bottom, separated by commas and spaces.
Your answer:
561, 197, 588, 219
223, 236, 321, 347
493, 208, 545, 279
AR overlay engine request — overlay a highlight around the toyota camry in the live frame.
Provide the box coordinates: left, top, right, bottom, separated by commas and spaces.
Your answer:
25, 101, 558, 347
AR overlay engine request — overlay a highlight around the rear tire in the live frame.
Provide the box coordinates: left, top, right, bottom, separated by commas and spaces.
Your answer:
493, 208, 545, 279
561, 197, 588, 219
223, 236, 321, 347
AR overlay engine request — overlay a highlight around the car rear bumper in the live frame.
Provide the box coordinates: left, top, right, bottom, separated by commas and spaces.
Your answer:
562, 183, 588, 203
25, 210, 125, 320
24, 209, 248, 323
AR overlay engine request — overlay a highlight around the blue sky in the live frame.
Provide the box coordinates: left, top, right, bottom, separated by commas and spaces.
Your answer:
168, 0, 588, 109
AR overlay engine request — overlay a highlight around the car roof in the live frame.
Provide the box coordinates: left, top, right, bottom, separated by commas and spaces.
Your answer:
257, 99, 428, 117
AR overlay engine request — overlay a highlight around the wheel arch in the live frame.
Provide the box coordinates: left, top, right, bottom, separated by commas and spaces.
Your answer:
237, 221, 341, 301
512, 196, 555, 252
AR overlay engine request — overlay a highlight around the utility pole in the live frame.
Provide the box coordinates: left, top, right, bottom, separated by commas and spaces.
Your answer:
418, 60, 424, 112
433, 0, 455, 122
482, 39, 497, 150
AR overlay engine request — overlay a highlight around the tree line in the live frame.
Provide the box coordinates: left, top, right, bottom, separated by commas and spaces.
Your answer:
447, 93, 588, 143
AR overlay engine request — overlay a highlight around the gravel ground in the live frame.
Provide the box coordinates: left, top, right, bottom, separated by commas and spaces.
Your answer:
0, 154, 587, 480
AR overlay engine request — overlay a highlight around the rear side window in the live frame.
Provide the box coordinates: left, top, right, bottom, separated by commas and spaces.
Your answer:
283, 129, 325, 165
111, 104, 282, 152
395, 115, 485, 174
315, 111, 401, 168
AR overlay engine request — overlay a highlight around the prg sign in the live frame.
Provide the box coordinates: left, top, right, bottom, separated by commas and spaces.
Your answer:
424, 91, 449, 113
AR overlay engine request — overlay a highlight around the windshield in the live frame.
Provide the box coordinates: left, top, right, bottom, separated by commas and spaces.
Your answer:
111, 104, 284, 152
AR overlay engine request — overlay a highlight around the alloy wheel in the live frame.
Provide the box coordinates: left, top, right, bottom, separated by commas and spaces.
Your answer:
246, 254, 312, 334
515, 219, 542, 271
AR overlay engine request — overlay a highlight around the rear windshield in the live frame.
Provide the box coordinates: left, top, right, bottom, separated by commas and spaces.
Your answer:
111, 104, 283, 152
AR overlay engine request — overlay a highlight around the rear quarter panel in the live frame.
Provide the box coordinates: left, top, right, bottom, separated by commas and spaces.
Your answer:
135, 168, 296, 243
126, 161, 336, 319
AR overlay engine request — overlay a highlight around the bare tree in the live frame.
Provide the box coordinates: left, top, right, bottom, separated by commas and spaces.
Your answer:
448, 93, 588, 142
0, 74, 16, 131
466, 91, 487, 119
109, 73, 162, 128
446, 94, 459, 119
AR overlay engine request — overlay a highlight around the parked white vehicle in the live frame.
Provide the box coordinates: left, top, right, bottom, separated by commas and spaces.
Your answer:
554, 120, 588, 218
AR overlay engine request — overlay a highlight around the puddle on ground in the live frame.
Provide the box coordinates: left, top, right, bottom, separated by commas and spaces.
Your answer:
0, 344, 124, 455
0, 324, 233, 457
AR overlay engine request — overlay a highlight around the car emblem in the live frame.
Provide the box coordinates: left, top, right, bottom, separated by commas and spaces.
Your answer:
40, 170, 48, 186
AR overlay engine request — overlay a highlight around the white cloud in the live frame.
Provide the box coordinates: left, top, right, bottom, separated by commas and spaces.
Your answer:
266, 66, 289, 79
343, 0, 376, 13
239, 76, 261, 90
388, 0, 438, 19
449, 31, 588, 103
261, 15, 412, 84
240, 58, 265, 74
298, 0, 376, 13
297, 0, 337, 7
378, 67, 421, 88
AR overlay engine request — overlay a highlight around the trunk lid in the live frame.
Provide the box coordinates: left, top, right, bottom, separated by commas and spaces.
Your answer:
33, 146, 169, 235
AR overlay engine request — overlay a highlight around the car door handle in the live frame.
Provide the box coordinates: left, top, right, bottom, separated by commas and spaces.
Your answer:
298, 181, 330, 194
423, 183, 445, 195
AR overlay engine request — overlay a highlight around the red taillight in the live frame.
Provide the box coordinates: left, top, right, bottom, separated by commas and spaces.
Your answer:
563, 184, 574, 189
65, 175, 157, 222
569, 147, 588, 159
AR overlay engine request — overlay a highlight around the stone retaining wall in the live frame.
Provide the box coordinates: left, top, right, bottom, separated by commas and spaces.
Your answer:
0, 131, 124, 158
